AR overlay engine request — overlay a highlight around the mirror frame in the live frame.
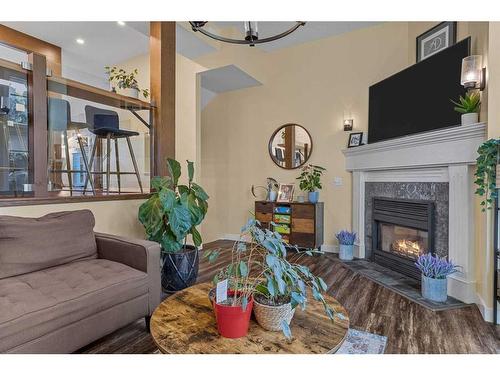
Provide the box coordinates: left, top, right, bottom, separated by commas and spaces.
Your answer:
268, 123, 313, 170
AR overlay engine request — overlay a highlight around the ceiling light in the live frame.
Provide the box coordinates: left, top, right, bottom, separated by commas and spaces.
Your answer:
189, 21, 305, 47
117, 21, 126, 26
76, 38, 85, 45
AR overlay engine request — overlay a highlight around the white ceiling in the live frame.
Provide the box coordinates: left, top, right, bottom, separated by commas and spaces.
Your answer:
200, 64, 261, 93
1, 21, 150, 66
212, 22, 380, 52
1, 22, 381, 68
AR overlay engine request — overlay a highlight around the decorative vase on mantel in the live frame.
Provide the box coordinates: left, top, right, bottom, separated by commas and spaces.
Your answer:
461, 112, 479, 126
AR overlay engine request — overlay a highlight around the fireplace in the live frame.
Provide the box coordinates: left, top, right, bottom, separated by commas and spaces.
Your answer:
371, 197, 434, 280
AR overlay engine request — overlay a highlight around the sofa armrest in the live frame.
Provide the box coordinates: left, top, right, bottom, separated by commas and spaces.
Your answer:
95, 232, 161, 314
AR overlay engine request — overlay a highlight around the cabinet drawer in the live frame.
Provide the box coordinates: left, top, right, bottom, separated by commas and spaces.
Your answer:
292, 218, 315, 234
291, 233, 316, 249
256, 212, 273, 223
291, 204, 315, 219
255, 201, 273, 214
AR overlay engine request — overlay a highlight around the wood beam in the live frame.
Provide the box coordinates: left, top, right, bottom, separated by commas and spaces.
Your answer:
150, 22, 176, 177
27, 52, 48, 196
0, 25, 61, 75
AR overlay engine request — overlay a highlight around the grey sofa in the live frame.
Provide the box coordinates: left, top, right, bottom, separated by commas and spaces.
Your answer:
0, 209, 161, 353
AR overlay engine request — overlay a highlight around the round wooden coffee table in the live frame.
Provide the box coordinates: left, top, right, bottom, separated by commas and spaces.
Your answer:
150, 282, 349, 354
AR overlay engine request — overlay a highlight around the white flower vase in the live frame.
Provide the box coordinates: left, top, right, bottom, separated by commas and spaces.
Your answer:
461, 113, 478, 126
123, 87, 139, 99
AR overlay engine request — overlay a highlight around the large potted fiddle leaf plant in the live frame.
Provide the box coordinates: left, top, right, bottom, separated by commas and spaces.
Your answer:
139, 158, 208, 293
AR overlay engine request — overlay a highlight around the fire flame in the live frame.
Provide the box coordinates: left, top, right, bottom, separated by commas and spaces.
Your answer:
392, 239, 422, 258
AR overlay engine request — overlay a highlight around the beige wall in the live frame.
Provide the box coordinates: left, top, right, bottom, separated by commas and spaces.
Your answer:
0, 200, 146, 237
198, 22, 411, 244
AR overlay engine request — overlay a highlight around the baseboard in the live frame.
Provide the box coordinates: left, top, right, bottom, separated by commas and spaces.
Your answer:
320, 244, 337, 253
475, 293, 499, 323
221, 233, 241, 241
447, 275, 476, 304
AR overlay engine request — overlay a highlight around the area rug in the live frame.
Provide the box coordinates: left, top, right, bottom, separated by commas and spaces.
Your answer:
335, 328, 387, 354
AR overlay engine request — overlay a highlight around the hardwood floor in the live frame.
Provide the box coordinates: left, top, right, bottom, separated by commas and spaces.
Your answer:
79, 240, 500, 354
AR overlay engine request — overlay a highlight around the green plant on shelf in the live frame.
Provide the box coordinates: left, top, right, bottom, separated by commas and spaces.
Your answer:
105, 66, 149, 99
450, 91, 481, 114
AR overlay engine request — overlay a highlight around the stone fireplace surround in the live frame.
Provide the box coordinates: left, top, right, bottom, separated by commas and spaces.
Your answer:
342, 123, 486, 306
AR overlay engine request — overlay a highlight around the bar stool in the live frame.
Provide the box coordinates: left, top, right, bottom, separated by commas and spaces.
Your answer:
48, 97, 95, 195
84, 105, 143, 194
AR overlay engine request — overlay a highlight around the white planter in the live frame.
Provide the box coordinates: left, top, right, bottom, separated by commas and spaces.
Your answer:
123, 87, 139, 99
461, 112, 478, 126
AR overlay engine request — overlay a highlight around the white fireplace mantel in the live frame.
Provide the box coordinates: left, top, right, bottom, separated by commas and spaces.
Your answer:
342, 123, 487, 306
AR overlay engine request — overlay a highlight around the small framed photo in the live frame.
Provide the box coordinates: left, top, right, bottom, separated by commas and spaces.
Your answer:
416, 22, 456, 62
277, 183, 294, 203
348, 132, 363, 148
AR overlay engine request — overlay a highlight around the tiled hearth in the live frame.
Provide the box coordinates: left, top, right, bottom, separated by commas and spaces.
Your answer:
343, 123, 487, 311
339, 258, 468, 311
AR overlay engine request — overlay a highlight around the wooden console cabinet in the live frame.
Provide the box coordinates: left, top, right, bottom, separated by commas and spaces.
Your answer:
255, 200, 324, 249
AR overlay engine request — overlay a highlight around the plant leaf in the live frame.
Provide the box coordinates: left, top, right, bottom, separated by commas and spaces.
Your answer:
187, 160, 194, 183
280, 320, 292, 340
166, 158, 181, 187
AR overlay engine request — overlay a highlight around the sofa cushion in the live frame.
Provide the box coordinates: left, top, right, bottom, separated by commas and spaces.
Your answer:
0, 210, 97, 279
0, 258, 149, 352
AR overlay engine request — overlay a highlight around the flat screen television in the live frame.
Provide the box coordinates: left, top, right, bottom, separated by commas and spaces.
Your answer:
368, 37, 470, 144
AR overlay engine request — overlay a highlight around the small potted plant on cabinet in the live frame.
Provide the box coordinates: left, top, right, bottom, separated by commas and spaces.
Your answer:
105, 66, 149, 99
415, 253, 459, 302
205, 219, 339, 339
451, 91, 480, 126
138, 158, 209, 293
336, 230, 357, 261
296, 164, 326, 203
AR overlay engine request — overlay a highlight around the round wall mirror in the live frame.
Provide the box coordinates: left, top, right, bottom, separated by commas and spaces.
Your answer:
269, 124, 313, 169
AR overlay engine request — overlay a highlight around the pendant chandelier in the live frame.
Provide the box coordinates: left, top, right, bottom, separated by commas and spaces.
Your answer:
189, 21, 306, 47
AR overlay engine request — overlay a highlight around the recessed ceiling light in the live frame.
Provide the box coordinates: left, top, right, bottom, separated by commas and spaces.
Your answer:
76, 38, 85, 45
117, 21, 126, 26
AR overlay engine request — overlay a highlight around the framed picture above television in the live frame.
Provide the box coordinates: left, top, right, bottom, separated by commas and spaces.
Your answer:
416, 22, 457, 62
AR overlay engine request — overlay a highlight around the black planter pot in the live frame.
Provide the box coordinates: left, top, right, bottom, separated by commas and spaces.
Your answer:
161, 245, 199, 293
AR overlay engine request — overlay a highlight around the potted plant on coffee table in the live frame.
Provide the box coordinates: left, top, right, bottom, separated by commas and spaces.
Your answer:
415, 253, 459, 302
336, 230, 357, 261
296, 164, 326, 203
450, 90, 480, 126
138, 158, 208, 293
205, 219, 340, 339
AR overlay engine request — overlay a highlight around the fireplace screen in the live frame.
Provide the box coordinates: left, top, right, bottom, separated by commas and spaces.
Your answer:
378, 223, 428, 260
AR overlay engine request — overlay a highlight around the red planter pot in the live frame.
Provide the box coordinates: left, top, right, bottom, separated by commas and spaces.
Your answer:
213, 293, 253, 338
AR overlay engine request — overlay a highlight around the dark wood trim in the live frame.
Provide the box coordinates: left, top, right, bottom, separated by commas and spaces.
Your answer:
0, 24, 62, 74
27, 52, 48, 197
0, 192, 151, 207
150, 22, 176, 177
47, 76, 152, 111
284, 125, 295, 169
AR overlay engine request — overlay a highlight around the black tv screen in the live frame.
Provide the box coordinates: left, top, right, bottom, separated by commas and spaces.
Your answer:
368, 37, 470, 144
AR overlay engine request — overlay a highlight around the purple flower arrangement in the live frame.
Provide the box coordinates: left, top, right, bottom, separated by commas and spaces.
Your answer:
415, 253, 459, 279
335, 230, 357, 245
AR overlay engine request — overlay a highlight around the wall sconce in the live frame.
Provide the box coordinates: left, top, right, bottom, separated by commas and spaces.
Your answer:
343, 119, 353, 131
461, 55, 486, 91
